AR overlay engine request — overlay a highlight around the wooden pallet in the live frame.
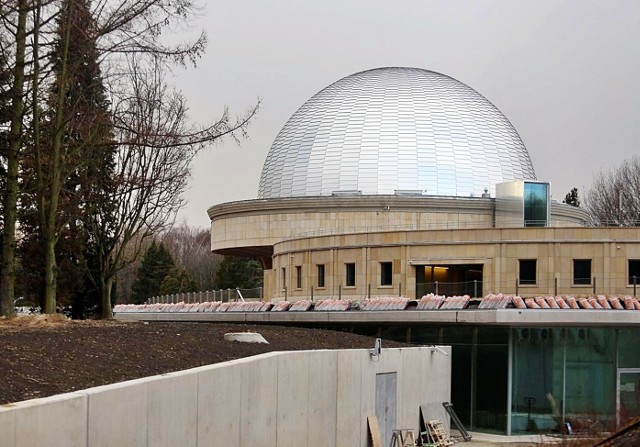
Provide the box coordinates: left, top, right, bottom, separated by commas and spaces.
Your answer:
426, 420, 454, 447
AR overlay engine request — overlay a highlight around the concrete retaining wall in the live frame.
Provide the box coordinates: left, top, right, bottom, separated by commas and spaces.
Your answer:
0, 347, 450, 447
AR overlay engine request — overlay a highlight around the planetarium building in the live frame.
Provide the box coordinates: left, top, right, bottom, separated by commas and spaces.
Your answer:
208, 67, 640, 435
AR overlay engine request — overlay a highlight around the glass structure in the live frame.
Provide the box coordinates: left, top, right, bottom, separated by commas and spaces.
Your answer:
524, 182, 549, 227
334, 323, 640, 435
258, 67, 536, 199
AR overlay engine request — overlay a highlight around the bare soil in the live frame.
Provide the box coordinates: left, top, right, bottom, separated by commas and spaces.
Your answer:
0, 315, 409, 405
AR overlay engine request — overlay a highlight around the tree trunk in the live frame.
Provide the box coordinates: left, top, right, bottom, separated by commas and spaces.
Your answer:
0, 0, 28, 318
36, 0, 71, 313
101, 276, 113, 319
43, 235, 57, 314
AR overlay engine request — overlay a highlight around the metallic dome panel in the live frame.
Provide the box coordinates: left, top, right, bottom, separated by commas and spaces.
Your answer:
258, 67, 536, 199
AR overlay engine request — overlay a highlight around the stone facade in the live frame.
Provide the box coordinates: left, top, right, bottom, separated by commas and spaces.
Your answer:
208, 194, 637, 303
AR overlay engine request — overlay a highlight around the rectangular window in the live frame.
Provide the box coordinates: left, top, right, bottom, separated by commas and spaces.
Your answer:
380, 262, 393, 286
573, 259, 592, 285
629, 260, 640, 285
518, 259, 537, 285
345, 263, 356, 287
295, 266, 302, 289
317, 264, 325, 288
281, 267, 286, 289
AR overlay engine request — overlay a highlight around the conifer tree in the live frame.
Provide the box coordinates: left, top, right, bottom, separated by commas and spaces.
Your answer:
216, 257, 263, 290
130, 242, 175, 303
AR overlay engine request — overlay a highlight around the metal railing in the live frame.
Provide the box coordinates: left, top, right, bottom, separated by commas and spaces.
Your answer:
146, 288, 263, 304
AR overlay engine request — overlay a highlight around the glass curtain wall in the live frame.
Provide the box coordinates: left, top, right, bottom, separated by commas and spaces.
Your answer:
511, 327, 624, 434
409, 326, 509, 434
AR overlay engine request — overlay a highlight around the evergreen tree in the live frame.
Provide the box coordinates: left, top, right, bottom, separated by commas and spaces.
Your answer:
130, 242, 175, 303
159, 268, 198, 295
216, 256, 263, 290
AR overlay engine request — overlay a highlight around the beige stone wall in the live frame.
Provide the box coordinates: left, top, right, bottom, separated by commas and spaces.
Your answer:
209, 196, 588, 256
208, 195, 609, 301
266, 227, 640, 301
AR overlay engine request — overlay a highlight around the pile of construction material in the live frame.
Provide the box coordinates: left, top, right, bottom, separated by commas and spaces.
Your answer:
513, 294, 640, 310
113, 293, 640, 314
417, 294, 471, 310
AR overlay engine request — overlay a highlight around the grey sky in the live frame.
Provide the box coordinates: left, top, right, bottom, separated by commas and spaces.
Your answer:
172, 0, 640, 228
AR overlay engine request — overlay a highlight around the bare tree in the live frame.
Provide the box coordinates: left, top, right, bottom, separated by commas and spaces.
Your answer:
160, 225, 223, 292
585, 155, 640, 226
0, 0, 258, 316
85, 57, 257, 318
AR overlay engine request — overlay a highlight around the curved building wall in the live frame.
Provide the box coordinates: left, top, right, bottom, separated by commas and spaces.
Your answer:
208, 196, 589, 262
267, 227, 640, 302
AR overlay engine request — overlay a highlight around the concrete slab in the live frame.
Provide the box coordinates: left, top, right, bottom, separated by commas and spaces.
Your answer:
147, 372, 198, 447
86, 378, 149, 447
13, 393, 87, 447
306, 350, 338, 447
420, 346, 451, 428
0, 405, 16, 447
276, 351, 310, 447
240, 352, 278, 446
400, 348, 423, 430
336, 349, 363, 446
197, 363, 242, 447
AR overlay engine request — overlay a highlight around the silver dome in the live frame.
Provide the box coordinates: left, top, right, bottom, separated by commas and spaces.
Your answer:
258, 67, 536, 199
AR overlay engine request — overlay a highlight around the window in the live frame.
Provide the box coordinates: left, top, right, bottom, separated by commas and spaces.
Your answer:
518, 260, 537, 285
345, 263, 356, 287
629, 260, 640, 285
281, 267, 286, 289
524, 182, 549, 227
573, 259, 591, 285
317, 264, 325, 288
295, 266, 302, 289
380, 262, 393, 286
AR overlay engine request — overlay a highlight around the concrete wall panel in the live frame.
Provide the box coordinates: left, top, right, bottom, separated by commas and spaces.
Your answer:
0, 406, 15, 447
147, 373, 198, 447
197, 363, 241, 447
86, 379, 148, 447
276, 351, 310, 447
306, 350, 338, 447
14, 394, 86, 447
240, 353, 278, 446
336, 349, 363, 446
0, 347, 449, 447
419, 346, 451, 427
400, 348, 423, 431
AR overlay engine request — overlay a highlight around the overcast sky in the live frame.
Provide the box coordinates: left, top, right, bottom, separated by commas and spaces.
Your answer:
171, 0, 640, 228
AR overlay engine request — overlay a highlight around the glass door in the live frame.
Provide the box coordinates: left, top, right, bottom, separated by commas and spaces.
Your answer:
617, 369, 640, 427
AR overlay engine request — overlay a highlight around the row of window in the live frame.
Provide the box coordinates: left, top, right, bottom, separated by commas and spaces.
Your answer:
519, 259, 640, 286
282, 262, 394, 289
282, 259, 640, 290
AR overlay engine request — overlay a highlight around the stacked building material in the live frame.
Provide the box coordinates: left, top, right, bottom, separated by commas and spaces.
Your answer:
314, 299, 351, 311
361, 297, 409, 311
440, 295, 471, 309
417, 294, 446, 310
478, 294, 513, 309
289, 300, 313, 311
